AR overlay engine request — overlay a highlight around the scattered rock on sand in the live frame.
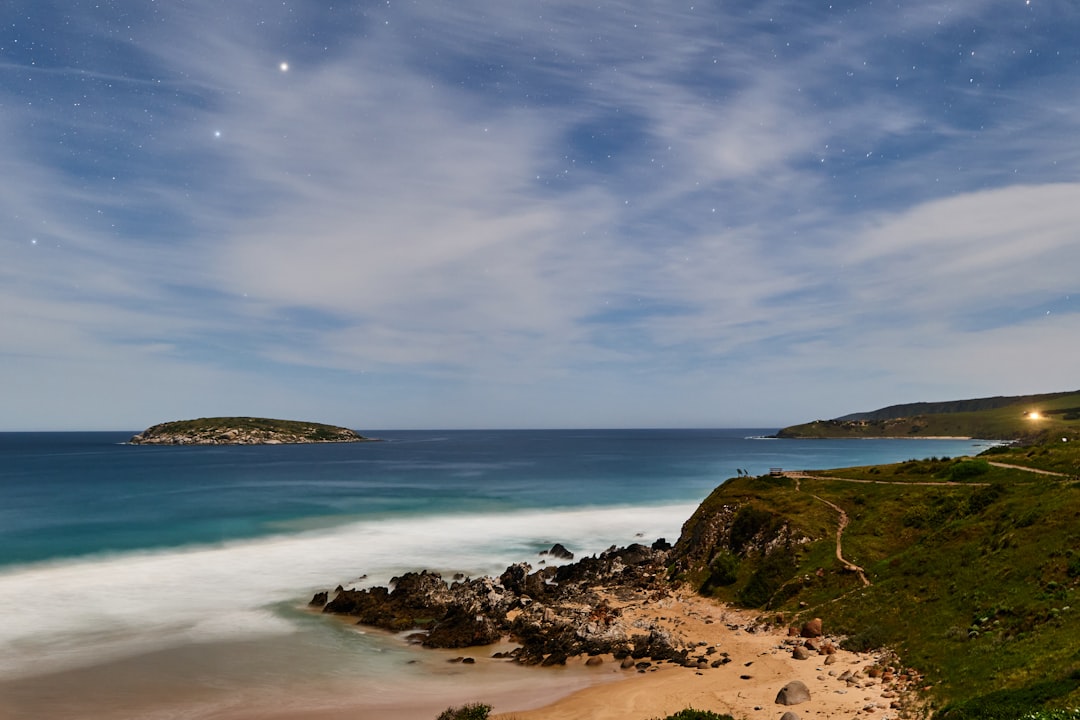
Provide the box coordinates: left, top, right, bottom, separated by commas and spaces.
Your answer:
775, 680, 812, 705
780, 712, 801, 720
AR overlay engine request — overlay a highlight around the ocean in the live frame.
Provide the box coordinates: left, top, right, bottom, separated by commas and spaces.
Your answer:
0, 429, 988, 719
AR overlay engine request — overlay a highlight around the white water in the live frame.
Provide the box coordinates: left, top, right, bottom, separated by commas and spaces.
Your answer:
0, 502, 695, 680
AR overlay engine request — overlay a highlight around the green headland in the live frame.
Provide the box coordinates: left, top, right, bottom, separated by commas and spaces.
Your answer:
671, 398, 1080, 717
776, 389, 1080, 440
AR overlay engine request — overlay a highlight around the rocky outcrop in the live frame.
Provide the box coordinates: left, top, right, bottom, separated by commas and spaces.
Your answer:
129, 417, 371, 445
313, 543, 685, 665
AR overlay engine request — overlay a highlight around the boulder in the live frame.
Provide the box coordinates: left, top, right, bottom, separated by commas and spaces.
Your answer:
585, 656, 604, 667
780, 713, 801, 720
800, 618, 823, 638
791, 646, 811, 660
775, 680, 811, 706
308, 591, 328, 607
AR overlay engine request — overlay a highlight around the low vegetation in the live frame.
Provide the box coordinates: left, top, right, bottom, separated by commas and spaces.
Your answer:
128, 416, 370, 445
669, 436, 1080, 717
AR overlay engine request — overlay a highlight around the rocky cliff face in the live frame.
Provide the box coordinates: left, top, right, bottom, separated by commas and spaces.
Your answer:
129, 417, 370, 445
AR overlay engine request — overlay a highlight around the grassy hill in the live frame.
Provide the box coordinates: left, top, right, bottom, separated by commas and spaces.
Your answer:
668, 436, 1080, 717
777, 390, 1080, 440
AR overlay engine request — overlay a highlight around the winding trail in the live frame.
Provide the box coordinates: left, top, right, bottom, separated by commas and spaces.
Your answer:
810, 493, 871, 587
783, 460, 1071, 591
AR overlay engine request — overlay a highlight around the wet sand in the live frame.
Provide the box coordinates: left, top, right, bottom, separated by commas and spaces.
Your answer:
0, 592, 914, 720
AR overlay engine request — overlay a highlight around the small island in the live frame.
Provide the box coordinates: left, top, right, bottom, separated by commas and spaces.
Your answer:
128, 417, 372, 445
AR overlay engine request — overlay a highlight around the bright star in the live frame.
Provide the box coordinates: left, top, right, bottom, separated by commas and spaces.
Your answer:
213, 130, 222, 138
279, 61, 289, 72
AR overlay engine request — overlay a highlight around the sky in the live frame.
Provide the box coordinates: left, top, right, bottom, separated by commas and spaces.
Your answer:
2, 0, 1078, 431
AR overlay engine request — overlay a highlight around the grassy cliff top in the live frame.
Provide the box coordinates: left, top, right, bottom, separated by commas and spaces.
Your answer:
669, 437, 1080, 717
777, 389, 1080, 440
129, 417, 371, 445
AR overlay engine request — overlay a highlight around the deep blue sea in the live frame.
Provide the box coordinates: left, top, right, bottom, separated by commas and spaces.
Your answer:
0, 429, 988, 719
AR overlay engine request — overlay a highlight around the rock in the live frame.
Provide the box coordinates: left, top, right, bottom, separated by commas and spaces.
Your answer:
780, 713, 801, 720
424, 605, 502, 648
800, 618, 823, 638
308, 591, 328, 607
621, 657, 637, 669
541, 543, 574, 560
651, 537, 672, 551
791, 646, 811, 660
585, 656, 604, 666
824, 654, 837, 665
499, 563, 532, 595
775, 680, 811, 706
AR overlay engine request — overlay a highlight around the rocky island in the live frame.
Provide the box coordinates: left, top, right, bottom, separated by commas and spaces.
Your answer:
129, 416, 372, 445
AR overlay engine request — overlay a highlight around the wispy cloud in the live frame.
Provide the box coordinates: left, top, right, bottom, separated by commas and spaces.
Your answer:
1, 0, 1078, 428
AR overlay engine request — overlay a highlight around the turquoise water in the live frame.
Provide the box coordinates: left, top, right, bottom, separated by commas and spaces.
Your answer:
0, 429, 987, 718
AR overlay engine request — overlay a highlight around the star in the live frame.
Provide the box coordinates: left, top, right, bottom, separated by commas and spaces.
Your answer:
279, 61, 290, 72
213, 130, 222, 138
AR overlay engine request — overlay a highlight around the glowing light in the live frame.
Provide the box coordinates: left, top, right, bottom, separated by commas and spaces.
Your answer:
1028, 411, 1042, 420
279, 61, 289, 72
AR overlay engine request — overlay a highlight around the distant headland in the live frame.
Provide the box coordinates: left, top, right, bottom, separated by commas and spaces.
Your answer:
128, 417, 372, 445
775, 389, 1080, 440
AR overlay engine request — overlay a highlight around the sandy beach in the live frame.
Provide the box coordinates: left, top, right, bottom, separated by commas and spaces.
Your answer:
495, 590, 915, 720
219, 589, 916, 720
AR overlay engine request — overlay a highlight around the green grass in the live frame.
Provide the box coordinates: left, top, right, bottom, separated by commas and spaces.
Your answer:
670, 437, 1080, 716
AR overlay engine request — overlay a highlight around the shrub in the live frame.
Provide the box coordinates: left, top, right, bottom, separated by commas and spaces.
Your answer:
705, 550, 740, 587
436, 703, 493, 720
728, 506, 778, 553
839, 624, 888, 652
946, 459, 991, 481
656, 710, 736, 720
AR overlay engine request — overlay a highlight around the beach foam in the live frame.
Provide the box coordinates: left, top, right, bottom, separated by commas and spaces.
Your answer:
0, 502, 695, 680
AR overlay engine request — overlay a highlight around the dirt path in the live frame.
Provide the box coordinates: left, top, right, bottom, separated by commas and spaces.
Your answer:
810, 494, 871, 587
784, 461, 1071, 592
785, 471, 985, 487
987, 461, 1070, 476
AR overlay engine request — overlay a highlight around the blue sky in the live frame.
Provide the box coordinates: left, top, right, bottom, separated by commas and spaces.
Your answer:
2, 0, 1078, 430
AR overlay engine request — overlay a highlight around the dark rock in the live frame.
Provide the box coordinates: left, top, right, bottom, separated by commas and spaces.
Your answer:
621, 657, 637, 669
651, 537, 672, 551
585, 656, 604, 666
308, 591, 328, 607
541, 543, 574, 560
780, 713, 801, 720
425, 605, 503, 648
791, 646, 811, 660
499, 563, 532, 595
